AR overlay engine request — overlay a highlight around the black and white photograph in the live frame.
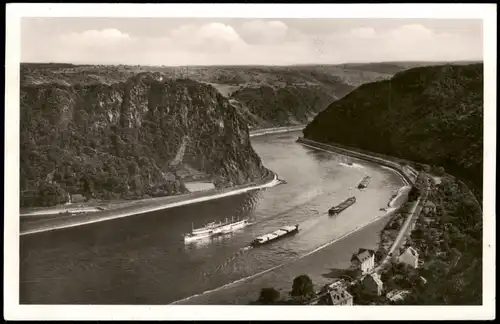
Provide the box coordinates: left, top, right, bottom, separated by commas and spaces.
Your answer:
4, 3, 496, 321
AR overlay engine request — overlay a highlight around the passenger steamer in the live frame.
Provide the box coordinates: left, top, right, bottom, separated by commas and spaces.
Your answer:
184, 217, 249, 243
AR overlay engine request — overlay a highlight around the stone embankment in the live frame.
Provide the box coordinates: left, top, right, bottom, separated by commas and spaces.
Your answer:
296, 137, 417, 185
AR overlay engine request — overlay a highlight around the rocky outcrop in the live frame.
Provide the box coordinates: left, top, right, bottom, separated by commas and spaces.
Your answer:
20, 71, 268, 207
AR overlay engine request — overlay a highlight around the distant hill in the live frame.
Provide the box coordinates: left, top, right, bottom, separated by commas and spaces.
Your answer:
22, 62, 477, 129
21, 63, 81, 69
20, 63, 408, 129
337, 61, 482, 74
303, 63, 483, 193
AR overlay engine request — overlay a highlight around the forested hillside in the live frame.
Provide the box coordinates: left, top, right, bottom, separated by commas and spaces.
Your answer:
20, 72, 268, 207
304, 63, 483, 194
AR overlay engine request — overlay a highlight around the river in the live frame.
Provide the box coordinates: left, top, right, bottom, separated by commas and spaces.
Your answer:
20, 130, 405, 304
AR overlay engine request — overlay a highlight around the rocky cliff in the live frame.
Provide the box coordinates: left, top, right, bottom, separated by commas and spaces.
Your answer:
304, 64, 483, 193
21, 64, 404, 130
20, 71, 268, 207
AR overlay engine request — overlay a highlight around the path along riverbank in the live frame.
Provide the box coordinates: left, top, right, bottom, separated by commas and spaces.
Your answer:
20, 172, 279, 235
21, 126, 303, 218
20, 126, 307, 235
249, 125, 305, 138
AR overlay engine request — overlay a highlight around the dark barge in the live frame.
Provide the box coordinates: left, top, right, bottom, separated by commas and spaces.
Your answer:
250, 225, 299, 247
328, 197, 356, 215
358, 176, 371, 189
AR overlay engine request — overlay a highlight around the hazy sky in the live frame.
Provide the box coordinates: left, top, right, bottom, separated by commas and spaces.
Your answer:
21, 18, 483, 65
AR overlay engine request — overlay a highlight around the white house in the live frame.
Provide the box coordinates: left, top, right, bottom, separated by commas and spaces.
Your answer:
398, 246, 419, 268
328, 285, 353, 305
350, 248, 376, 274
313, 282, 353, 306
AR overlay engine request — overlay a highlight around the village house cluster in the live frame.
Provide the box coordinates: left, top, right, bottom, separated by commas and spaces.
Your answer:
313, 243, 423, 306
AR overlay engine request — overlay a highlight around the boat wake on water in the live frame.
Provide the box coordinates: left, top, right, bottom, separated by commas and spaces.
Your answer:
170, 210, 393, 305
339, 162, 364, 169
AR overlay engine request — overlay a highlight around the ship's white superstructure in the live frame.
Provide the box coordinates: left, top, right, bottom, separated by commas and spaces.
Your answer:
184, 217, 249, 243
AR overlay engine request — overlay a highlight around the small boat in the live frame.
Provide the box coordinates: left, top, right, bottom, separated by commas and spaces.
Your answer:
328, 197, 356, 215
358, 176, 371, 189
250, 224, 299, 247
184, 217, 249, 243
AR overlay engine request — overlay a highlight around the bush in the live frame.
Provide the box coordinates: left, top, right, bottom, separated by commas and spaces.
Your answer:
26, 181, 68, 207
291, 274, 315, 301
256, 288, 280, 305
434, 166, 446, 176
408, 186, 421, 201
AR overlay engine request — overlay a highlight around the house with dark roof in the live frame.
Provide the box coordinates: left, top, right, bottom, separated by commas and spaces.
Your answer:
360, 272, 384, 297
350, 248, 376, 274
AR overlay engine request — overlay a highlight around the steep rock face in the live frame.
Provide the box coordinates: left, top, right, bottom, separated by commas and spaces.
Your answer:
304, 64, 483, 193
21, 64, 420, 131
20, 72, 268, 207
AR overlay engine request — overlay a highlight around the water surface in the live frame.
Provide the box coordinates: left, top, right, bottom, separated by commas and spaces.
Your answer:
20, 131, 403, 304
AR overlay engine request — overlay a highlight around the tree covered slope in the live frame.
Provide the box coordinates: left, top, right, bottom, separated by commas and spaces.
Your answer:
20, 72, 268, 207
304, 64, 483, 193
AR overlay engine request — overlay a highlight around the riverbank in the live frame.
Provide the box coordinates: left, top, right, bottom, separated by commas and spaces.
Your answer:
21, 126, 304, 218
295, 137, 423, 273
297, 137, 417, 185
296, 137, 413, 213
387, 185, 411, 209
249, 125, 305, 138
20, 171, 279, 235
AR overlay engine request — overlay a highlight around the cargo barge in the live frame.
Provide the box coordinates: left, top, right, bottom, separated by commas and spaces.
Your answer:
358, 176, 371, 189
250, 225, 299, 247
328, 197, 356, 215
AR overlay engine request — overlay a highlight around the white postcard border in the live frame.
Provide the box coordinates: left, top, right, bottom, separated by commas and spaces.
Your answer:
4, 3, 496, 320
